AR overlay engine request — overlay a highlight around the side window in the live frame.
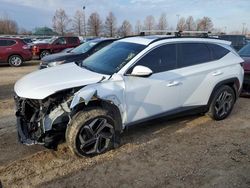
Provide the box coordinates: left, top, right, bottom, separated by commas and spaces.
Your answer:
207, 43, 230, 60
67, 37, 78, 44
0, 40, 7, 46
178, 43, 211, 68
6, 40, 16, 46
54, 38, 66, 45
128, 44, 177, 74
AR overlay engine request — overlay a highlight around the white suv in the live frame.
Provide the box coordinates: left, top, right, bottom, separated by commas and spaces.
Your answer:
14, 35, 244, 156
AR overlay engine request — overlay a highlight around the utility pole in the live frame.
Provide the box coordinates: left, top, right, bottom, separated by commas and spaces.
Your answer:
242, 23, 246, 35
83, 5, 86, 37
176, 14, 180, 30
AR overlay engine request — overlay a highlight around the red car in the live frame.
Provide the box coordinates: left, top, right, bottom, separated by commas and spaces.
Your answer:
239, 43, 250, 96
32, 36, 80, 59
0, 38, 32, 67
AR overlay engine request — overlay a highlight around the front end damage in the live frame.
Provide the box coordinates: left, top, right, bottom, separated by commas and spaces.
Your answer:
14, 89, 74, 149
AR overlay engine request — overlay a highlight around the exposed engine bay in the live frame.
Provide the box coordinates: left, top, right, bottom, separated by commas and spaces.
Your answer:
15, 89, 77, 149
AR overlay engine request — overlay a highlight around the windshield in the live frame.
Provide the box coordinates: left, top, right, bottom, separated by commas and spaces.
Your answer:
239, 43, 250, 56
72, 41, 98, 53
81, 42, 146, 75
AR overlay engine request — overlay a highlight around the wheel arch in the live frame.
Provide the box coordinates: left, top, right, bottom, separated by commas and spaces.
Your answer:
8, 54, 24, 61
207, 77, 240, 107
71, 99, 123, 133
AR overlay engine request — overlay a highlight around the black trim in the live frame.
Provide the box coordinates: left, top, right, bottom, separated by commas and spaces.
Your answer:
125, 105, 208, 127
207, 77, 240, 106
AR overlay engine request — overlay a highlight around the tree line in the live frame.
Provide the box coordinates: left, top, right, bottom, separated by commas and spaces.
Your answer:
0, 9, 215, 36
53, 8, 215, 37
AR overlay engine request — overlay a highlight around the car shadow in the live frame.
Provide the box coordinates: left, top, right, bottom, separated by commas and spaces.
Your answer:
0, 61, 40, 68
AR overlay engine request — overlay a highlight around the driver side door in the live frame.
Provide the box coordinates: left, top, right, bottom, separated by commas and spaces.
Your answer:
52, 37, 66, 53
123, 44, 182, 124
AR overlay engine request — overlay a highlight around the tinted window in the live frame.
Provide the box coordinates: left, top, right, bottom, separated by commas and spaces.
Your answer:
238, 43, 250, 57
0, 40, 16, 46
6, 40, 16, 46
67, 37, 78, 44
178, 43, 211, 68
207, 43, 230, 60
0, 40, 7, 46
128, 44, 177, 74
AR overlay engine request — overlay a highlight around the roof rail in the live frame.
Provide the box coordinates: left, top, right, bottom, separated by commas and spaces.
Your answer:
140, 30, 212, 37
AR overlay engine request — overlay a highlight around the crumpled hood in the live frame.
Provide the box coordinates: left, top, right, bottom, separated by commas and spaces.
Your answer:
14, 63, 107, 99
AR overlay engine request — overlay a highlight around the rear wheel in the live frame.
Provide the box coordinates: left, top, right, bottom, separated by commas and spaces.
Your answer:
66, 108, 116, 157
40, 50, 50, 59
207, 85, 235, 120
8, 55, 23, 67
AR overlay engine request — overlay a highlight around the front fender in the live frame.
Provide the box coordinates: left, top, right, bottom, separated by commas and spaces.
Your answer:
70, 76, 126, 123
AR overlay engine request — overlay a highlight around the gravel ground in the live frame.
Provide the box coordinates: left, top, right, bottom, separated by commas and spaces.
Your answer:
0, 62, 250, 188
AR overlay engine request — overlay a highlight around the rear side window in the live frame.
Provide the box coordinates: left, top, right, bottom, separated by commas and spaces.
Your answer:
178, 43, 211, 68
0, 40, 16, 46
207, 43, 230, 60
6, 40, 16, 46
129, 44, 177, 74
67, 37, 79, 44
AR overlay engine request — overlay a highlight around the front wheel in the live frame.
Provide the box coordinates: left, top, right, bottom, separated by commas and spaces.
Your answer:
66, 108, 116, 157
8, 55, 23, 67
207, 85, 236, 120
40, 50, 50, 59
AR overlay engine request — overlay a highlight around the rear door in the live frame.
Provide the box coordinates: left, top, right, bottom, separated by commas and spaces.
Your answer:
175, 42, 226, 107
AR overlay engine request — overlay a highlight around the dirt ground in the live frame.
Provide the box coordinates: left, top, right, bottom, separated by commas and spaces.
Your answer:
0, 62, 250, 188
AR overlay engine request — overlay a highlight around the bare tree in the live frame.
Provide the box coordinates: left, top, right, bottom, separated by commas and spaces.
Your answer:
87, 12, 103, 36
144, 15, 155, 32
176, 17, 186, 31
185, 16, 196, 31
104, 12, 117, 37
157, 13, 168, 30
134, 20, 142, 34
52, 8, 70, 36
72, 10, 84, 36
118, 20, 132, 37
0, 14, 18, 34
196, 17, 213, 31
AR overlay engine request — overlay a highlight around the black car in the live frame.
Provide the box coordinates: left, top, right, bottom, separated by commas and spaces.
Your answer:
40, 38, 116, 69
218, 35, 247, 51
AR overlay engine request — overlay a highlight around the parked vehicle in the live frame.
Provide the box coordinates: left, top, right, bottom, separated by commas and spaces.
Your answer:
14, 35, 244, 157
218, 35, 247, 51
238, 43, 250, 96
32, 36, 80, 59
0, 37, 32, 67
40, 38, 116, 69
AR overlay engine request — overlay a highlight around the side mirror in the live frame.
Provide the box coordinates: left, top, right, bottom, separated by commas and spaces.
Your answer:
130, 65, 153, 77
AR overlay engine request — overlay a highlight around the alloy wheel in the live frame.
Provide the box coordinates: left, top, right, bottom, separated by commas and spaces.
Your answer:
214, 90, 233, 118
77, 117, 114, 155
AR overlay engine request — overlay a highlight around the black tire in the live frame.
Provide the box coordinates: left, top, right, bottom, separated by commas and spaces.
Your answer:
66, 108, 116, 157
8, 55, 23, 67
40, 50, 50, 59
207, 85, 236, 120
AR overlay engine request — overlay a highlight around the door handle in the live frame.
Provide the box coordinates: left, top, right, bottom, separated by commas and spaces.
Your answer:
167, 81, 180, 87
212, 71, 223, 76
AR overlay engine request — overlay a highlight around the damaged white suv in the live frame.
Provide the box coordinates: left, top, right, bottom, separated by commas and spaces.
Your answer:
14, 36, 244, 157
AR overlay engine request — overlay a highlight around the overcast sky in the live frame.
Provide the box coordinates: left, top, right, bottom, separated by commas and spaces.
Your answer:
0, 0, 249, 32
